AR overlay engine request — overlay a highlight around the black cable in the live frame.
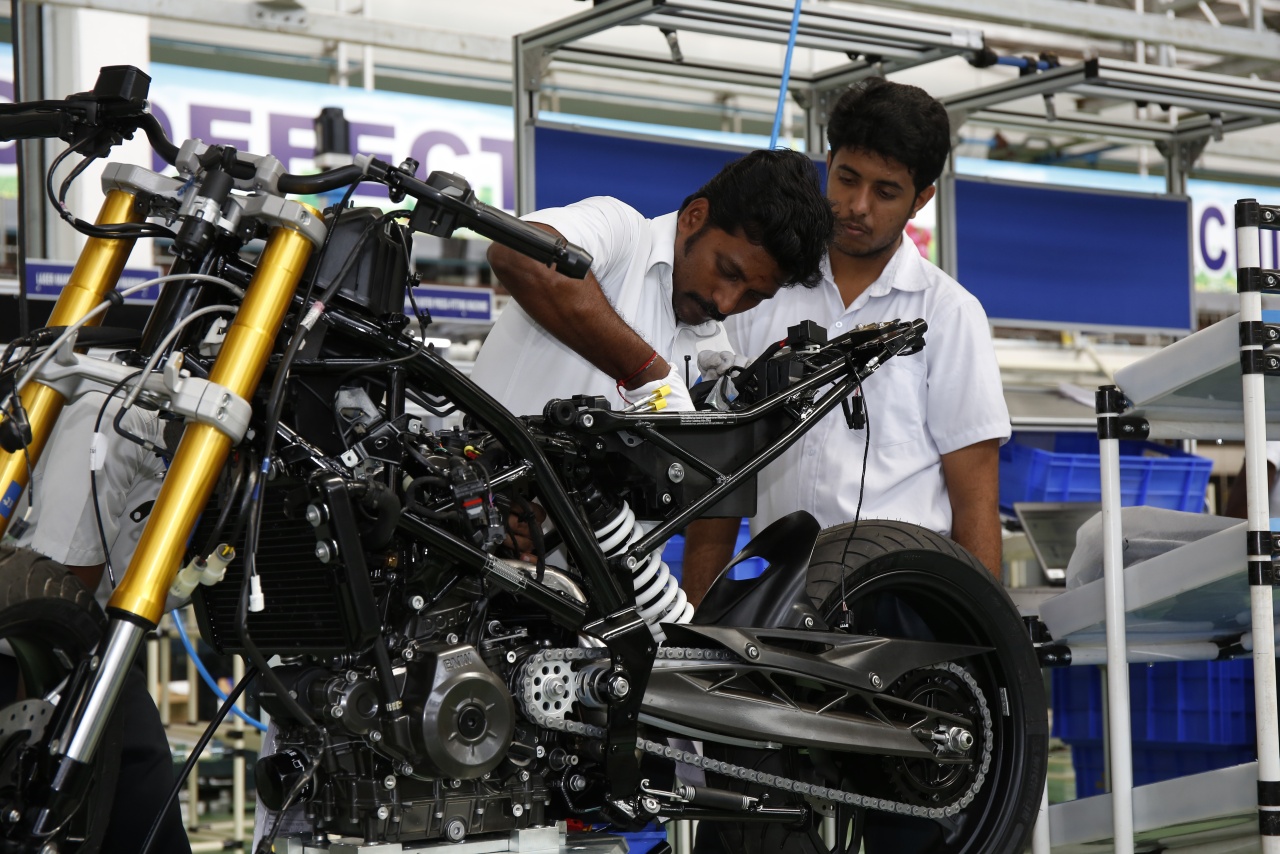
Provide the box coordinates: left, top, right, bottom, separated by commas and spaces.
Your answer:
89, 373, 143, 587
838, 375, 871, 629
44, 139, 87, 213
58, 151, 97, 204
138, 664, 259, 854
217, 183, 368, 738
202, 451, 247, 557
44, 139, 174, 241
236, 455, 317, 731
224, 451, 260, 550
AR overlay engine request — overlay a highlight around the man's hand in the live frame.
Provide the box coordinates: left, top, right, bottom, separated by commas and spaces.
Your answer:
621, 362, 694, 412
697, 349, 748, 381
505, 501, 547, 563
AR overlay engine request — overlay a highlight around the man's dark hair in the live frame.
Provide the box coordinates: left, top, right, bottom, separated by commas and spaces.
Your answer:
679, 149, 834, 289
827, 77, 951, 194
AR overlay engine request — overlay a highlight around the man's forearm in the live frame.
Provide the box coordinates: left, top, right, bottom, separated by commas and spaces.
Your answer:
951, 513, 1002, 581
680, 517, 742, 607
940, 439, 1002, 579
489, 239, 669, 388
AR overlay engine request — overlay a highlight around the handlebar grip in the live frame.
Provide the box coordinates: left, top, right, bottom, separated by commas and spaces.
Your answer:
0, 110, 69, 142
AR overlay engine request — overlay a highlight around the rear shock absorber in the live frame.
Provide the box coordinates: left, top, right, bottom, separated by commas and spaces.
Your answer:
592, 500, 693, 642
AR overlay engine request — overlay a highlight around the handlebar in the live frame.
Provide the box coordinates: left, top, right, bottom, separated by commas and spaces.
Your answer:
0, 109, 76, 142
370, 163, 594, 279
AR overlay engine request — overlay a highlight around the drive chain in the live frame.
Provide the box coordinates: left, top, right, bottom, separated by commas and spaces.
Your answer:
518, 649, 992, 820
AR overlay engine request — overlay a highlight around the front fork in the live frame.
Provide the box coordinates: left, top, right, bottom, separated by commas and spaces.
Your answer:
0, 190, 143, 536
31, 222, 315, 838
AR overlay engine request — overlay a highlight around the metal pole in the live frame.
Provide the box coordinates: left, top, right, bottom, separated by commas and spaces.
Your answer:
1097, 384, 1134, 854
232, 654, 246, 846
186, 609, 198, 725
513, 34, 538, 215
158, 615, 171, 727
673, 819, 692, 854
9, 0, 29, 337
1032, 779, 1051, 854
147, 631, 160, 706
1235, 198, 1280, 851
362, 0, 374, 91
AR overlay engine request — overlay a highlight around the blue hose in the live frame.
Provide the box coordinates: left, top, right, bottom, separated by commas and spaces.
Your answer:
995, 55, 1054, 72
769, 0, 804, 149
170, 609, 269, 732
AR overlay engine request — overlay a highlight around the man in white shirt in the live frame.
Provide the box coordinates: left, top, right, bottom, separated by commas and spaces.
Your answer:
471, 149, 835, 415
683, 78, 1010, 604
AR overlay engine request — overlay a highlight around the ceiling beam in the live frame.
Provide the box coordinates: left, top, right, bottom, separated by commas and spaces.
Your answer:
836, 0, 1280, 64
23, 0, 512, 64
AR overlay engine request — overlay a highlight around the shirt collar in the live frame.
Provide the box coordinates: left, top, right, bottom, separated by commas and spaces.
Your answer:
648, 211, 679, 275
649, 211, 721, 336
826, 236, 930, 307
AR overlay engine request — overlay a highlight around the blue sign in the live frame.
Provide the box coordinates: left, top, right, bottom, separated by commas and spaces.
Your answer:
407, 285, 494, 323
24, 260, 165, 304
0, 480, 22, 519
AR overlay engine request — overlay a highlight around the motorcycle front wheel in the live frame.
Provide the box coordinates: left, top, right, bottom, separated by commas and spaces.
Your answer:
0, 545, 122, 854
804, 520, 1048, 854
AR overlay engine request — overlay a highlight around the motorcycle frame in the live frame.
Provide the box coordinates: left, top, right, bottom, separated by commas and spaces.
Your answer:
0, 128, 929, 830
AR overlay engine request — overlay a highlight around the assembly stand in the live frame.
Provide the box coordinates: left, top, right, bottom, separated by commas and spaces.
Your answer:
1235, 198, 1280, 849
1091, 197, 1280, 853
1096, 384, 1136, 854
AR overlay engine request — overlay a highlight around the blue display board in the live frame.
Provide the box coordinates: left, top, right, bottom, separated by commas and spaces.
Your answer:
533, 126, 1194, 333
953, 176, 1193, 333
535, 125, 770, 217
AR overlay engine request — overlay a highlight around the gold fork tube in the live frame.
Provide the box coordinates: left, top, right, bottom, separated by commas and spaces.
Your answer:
0, 190, 141, 535
108, 224, 314, 625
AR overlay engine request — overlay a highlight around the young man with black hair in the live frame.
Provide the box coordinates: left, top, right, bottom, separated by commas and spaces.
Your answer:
683, 78, 1010, 603
471, 148, 834, 417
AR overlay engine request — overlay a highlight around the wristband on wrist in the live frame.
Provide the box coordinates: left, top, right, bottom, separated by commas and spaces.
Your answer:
616, 349, 659, 390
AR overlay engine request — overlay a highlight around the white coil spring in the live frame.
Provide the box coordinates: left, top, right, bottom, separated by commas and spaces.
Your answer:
593, 501, 694, 642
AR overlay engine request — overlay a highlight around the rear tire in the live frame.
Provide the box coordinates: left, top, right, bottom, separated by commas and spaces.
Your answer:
0, 545, 122, 854
804, 520, 1047, 854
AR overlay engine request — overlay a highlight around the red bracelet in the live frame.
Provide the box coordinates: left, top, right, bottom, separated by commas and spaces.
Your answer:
616, 349, 659, 389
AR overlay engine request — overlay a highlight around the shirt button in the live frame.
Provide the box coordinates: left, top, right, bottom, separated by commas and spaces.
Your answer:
807, 447, 817, 457
834, 322, 843, 328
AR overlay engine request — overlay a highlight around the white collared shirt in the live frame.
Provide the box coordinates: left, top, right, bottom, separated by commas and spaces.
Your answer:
726, 239, 1010, 537
472, 197, 728, 416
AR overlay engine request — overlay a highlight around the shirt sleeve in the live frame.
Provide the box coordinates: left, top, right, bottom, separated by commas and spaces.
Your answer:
523, 197, 645, 304
925, 292, 1011, 456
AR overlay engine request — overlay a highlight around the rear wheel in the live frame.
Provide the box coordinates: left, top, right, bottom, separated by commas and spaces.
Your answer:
0, 545, 122, 854
804, 521, 1047, 854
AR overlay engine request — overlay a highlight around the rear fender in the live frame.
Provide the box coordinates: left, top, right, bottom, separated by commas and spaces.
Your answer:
691, 511, 823, 630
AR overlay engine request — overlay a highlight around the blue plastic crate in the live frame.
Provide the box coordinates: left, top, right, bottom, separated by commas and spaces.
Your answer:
620, 828, 669, 853
1052, 661, 1256, 747
661, 519, 767, 586
999, 433, 1211, 515
1070, 741, 1257, 798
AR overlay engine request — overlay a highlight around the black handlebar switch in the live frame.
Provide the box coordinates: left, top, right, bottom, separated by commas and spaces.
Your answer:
407, 172, 474, 238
